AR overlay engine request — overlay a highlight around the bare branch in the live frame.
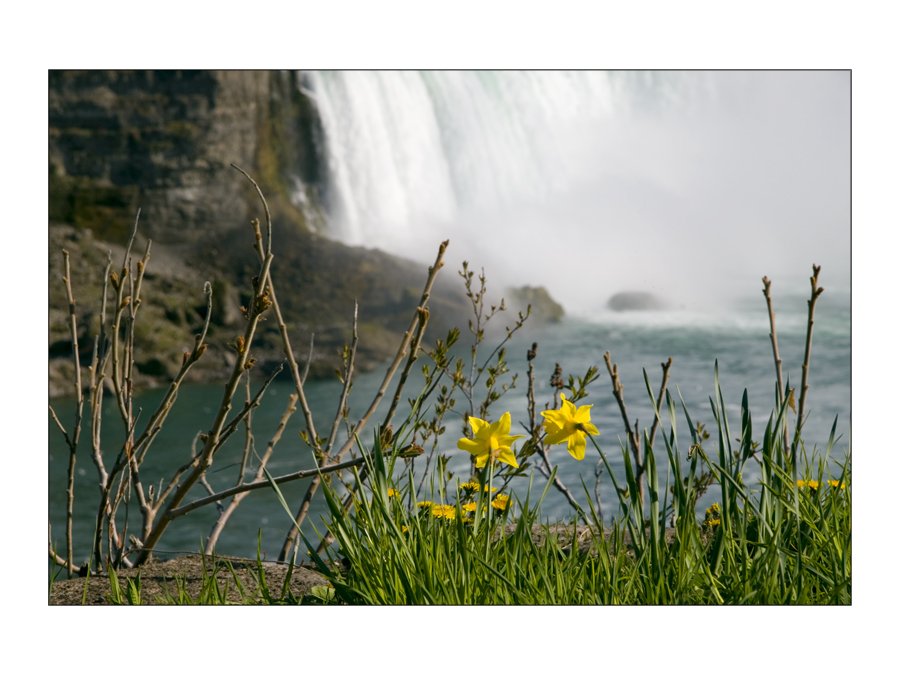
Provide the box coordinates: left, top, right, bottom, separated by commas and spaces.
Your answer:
134, 282, 213, 465
231, 164, 272, 256
324, 303, 357, 457
205, 394, 298, 555
382, 306, 429, 430
167, 456, 366, 520
135, 176, 278, 564
794, 264, 824, 453
302, 333, 314, 384
762, 275, 789, 450
647, 357, 673, 450
603, 351, 643, 504
280, 241, 449, 560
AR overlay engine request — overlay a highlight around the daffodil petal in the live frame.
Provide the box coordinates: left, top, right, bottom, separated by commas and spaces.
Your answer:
496, 446, 519, 468
501, 434, 525, 447
575, 404, 593, 422
567, 432, 586, 461
457, 438, 483, 455
541, 419, 562, 435
583, 422, 599, 436
544, 429, 569, 446
469, 417, 489, 435
496, 412, 512, 436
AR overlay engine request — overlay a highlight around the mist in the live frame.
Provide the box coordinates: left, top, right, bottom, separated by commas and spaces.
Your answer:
309, 71, 850, 314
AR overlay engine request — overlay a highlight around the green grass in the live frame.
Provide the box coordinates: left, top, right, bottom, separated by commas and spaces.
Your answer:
295, 363, 850, 605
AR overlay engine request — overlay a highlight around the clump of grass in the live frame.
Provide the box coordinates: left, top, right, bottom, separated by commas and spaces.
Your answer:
297, 362, 849, 605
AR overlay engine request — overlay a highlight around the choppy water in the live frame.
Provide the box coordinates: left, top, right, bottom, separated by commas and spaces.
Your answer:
49, 289, 849, 563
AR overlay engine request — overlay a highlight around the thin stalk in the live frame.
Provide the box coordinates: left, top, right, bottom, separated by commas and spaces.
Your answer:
794, 265, 824, 454
647, 357, 673, 450
604, 351, 643, 503
762, 276, 789, 450
279, 241, 449, 560
205, 394, 298, 554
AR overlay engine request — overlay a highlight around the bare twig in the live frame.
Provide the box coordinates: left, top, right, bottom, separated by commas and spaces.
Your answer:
232, 164, 272, 256
236, 373, 254, 488
339, 240, 448, 455
153, 363, 283, 510
55, 250, 86, 577
244, 204, 322, 457
794, 264, 824, 454
135, 180, 276, 565
205, 395, 298, 555
167, 456, 366, 520
134, 283, 212, 465
762, 276, 789, 450
324, 304, 358, 457
382, 306, 429, 430
604, 351, 643, 504
302, 333, 314, 384
294, 242, 449, 560
647, 357, 673, 449
49, 523, 75, 570
110, 210, 140, 426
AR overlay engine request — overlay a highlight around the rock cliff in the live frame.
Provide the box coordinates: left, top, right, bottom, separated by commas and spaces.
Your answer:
48, 71, 561, 397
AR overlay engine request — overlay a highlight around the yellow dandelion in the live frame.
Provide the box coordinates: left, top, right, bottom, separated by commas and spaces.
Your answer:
431, 504, 457, 520
491, 494, 511, 510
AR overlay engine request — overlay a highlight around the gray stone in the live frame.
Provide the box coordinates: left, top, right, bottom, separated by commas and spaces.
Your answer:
606, 291, 666, 311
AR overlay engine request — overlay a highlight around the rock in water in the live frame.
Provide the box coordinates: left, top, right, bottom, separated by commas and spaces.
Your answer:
606, 291, 665, 311
506, 286, 565, 324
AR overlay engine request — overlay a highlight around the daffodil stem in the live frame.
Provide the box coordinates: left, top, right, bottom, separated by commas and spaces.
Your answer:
486, 462, 494, 558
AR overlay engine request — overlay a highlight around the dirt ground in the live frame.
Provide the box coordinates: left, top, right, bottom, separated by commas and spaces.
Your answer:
49, 525, 689, 605
49, 553, 330, 605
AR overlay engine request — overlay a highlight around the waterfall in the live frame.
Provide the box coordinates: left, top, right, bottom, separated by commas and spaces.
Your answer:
302, 71, 682, 244
297, 71, 849, 313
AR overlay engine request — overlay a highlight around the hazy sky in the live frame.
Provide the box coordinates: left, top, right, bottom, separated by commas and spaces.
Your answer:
316, 71, 850, 314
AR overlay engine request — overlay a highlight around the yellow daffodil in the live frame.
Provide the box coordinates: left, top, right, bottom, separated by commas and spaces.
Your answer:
387, 488, 399, 498
797, 480, 819, 490
540, 393, 599, 460
828, 480, 846, 489
457, 412, 524, 468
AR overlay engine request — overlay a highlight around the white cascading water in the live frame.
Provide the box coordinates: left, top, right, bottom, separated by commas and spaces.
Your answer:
303, 71, 679, 243
300, 71, 849, 314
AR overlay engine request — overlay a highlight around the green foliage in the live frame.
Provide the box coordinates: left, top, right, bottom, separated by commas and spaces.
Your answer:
301, 365, 850, 605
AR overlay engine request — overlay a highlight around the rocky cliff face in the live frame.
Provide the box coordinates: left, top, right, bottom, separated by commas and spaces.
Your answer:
48, 71, 560, 398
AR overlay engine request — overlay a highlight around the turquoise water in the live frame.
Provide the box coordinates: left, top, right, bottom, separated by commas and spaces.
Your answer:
48, 289, 849, 563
